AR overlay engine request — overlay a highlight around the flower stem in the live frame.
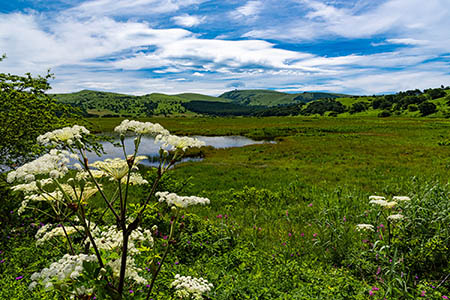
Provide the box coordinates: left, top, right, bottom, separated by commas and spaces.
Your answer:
145, 212, 178, 300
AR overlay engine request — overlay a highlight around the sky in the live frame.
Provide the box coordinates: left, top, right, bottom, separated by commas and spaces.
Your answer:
0, 0, 449, 96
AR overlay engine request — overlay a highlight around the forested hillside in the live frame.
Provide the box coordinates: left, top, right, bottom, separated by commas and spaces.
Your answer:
53, 87, 450, 118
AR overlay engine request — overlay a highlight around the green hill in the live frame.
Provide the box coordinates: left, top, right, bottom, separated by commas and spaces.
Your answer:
52, 87, 450, 118
175, 93, 231, 102
53, 90, 192, 117
219, 89, 346, 106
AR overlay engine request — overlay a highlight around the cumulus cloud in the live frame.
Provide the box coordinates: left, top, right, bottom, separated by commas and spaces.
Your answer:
1, 0, 449, 95
172, 14, 205, 27
245, 0, 450, 48
68, 0, 205, 16
232, 1, 263, 20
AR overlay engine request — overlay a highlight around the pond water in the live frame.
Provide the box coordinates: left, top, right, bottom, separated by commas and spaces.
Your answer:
85, 135, 269, 166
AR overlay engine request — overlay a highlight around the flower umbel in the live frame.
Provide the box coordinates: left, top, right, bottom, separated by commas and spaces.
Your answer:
171, 274, 213, 300
356, 224, 375, 232
114, 119, 169, 136
156, 192, 210, 208
37, 125, 90, 146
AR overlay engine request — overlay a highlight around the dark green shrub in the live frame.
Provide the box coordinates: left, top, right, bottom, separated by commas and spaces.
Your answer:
419, 101, 437, 116
378, 110, 391, 117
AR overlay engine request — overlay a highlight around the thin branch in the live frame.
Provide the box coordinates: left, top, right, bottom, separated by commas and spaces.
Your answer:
145, 213, 178, 300
60, 222, 75, 255
80, 205, 104, 268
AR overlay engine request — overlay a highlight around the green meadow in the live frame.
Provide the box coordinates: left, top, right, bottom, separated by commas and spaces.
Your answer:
2, 116, 450, 299
89, 116, 450, 193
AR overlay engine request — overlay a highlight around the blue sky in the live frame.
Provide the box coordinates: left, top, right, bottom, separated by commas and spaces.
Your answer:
1, 0, 449, 95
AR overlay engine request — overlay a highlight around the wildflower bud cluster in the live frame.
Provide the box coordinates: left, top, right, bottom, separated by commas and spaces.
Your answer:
392, 196, 411, 201
120, 173, 148, 185
107, 256, 148, 284
369, 196, 397, 208
387, 214, 404, 221
156, 191, 210, 208
171, 274, 213, 300
29, 254, 96, 292
7, 149, 70, 183
90, 225, 153, 254
369, 195, 409, 221
114, 119, 169, 136
356, 224, 375, 232
35, 224, 80, 246
37, 125, 90, 146
155, 134, 205, 151
91, 156, 147, 180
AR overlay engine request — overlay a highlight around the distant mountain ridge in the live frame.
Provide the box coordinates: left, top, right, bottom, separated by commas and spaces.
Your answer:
219, 90, 347, 106
53, 89, 342, 117
52, 87, 450, 118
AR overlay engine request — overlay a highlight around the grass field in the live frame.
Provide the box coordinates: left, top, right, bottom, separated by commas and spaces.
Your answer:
2, 116, 450, 299
87, 116, 450, 192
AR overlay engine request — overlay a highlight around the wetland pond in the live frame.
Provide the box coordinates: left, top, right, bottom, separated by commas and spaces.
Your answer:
86, 135, 271, 166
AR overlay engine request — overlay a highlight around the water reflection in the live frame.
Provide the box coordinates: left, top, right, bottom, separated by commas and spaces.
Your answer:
86, 135, 267, 166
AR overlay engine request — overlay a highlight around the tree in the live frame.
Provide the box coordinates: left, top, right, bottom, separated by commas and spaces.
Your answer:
350, 101, 369, 114
0, 55, 78, 170
424, 88, 446, 100
418, 101, 437, 116
301, 99, 346, 116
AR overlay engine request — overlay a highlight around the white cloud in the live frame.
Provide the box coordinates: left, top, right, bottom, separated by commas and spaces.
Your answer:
246, 0, 450, 50
385, 38, 429, 46
172, 14, 205, 27
232, 1, 263, 20
68, 0, 205, 16
0, 13, 192, 74
327, 70, 450, 95
1, 0, 449, 96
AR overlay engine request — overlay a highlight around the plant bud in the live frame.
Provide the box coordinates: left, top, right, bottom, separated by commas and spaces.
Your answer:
36, 180, 42, 189
68, 202, 78, 212
127, 155, 135, 168
67, 178, 75, 187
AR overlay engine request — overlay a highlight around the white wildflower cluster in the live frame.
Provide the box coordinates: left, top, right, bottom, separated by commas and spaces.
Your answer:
369, 195, 406, 222
11, 179, 55, 215
17, 190, 64, 215
392, 196, 411, 201
11, 181, 39, 193
29, 254, 96, 292
107, 256, 147, 285
90, 156, 147, 180
60, 183, 99, 203
17, 199, 29, 215
37, 125, 90, 146
356, 224, 375, 232
75, 169, 105, 181
114, 119, 169, 136
120, 173, 148, 185
171, 274, 213, 300
155, 134, 205, 152
16, 182, 98, 215
25, 190, 64, 203
35, 224, 79, 246
86, 225, 152, 284
156, 192, 210, 208
369, 195, 397, 208
7, 149, 70, 183
387, 214, 404, 221
90, 225, 153, 255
